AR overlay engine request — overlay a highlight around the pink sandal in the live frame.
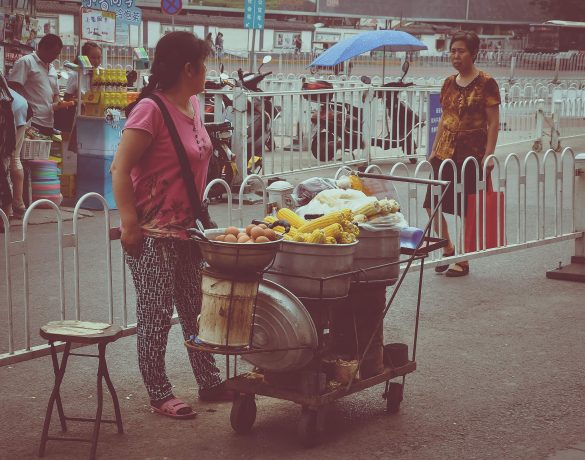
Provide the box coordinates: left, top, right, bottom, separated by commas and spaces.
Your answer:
150, 397, 197, 419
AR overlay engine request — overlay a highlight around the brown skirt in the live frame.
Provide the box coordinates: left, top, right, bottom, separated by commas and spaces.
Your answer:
423, 157, 483, 216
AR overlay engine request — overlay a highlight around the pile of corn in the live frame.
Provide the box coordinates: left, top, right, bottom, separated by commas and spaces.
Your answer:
352, 198, 400, 224
264, 208, 359, 244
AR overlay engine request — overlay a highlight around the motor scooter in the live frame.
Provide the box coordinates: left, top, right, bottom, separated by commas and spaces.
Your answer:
302, 78, 365, 162
363, 61, 424, 164
234, 55, 282, 172
205, 120, 237, 199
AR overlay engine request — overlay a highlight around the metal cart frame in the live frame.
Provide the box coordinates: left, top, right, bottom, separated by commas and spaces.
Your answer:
186, 173, 450, 447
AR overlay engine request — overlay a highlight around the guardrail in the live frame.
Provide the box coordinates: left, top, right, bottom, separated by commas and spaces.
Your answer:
1, 147, 582, 367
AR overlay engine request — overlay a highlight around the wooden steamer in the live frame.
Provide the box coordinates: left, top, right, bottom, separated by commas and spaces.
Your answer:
198, 270, 260, 348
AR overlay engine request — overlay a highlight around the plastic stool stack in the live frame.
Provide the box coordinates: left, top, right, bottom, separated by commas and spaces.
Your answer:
29, 160, 63, 207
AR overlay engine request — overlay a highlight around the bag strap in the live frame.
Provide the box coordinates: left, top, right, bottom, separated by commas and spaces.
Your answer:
146, 93, 203, 221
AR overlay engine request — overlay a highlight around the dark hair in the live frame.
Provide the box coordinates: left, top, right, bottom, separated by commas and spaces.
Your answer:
450, 31, 480, 60
81, 41, 101, 56
38, 33, 63, 50
138, 32, 210, 100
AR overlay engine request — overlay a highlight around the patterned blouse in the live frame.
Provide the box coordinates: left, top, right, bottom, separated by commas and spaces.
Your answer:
434, 71, 500, 161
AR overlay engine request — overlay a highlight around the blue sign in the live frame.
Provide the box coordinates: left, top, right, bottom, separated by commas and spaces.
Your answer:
244, 0, 265, 30
427, 92, 442, 159
161, 0, 182, 15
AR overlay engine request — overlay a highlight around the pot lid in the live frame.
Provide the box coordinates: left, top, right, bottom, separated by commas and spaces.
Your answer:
242, 280, 318, 372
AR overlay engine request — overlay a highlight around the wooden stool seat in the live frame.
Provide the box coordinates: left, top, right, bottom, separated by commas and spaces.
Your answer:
38, 321, 124, 460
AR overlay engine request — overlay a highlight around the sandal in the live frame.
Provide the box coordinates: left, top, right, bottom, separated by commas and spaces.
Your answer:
150, 397, 197, 419
445, 263, 470, 277
435, 246, 455, 273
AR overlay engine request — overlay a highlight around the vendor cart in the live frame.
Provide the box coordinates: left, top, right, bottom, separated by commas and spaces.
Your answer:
186, 173, 449, 447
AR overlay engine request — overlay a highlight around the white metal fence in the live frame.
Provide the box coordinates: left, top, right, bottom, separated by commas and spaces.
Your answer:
1, 147, 582, 367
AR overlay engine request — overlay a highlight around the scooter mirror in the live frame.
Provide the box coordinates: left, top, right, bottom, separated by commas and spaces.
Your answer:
360, 76, 372, 85
402, 60, 410, 75
220, 64, 225, 74
262, 55, 272, 65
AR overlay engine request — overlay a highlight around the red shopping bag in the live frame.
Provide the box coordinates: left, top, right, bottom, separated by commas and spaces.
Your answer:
464, 176, 505, 252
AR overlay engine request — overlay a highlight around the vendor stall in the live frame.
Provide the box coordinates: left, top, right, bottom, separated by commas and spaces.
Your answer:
185, 171, 450, 447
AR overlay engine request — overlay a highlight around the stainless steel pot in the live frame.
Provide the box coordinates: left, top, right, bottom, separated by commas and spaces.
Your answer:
353, 225, 400, 285
265, 240, 358, 300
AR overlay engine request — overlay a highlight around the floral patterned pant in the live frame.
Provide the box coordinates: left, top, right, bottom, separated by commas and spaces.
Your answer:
126, 236, 221, 402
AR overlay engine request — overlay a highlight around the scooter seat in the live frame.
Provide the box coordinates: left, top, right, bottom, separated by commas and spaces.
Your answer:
204, 121, 232, 133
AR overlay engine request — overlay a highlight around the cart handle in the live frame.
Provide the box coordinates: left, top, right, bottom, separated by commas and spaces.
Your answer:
357, 172, 450, 188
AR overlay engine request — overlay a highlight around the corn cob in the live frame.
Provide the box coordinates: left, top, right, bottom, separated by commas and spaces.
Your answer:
307, 229, 326, 244
276, 208, 306, 228
348, 174, 363, 191
342, 220, 360, 236
263, 215, 278, 224
294, 232, 308, 243
298, 209, 353, 233
353, 213, 367, 224
325, 236, 337, 244
354, 200, 381, 217
283, 233, 294, 241
339, 232, 356, 244
322, 223, 343, 239
378, 198, 400, 214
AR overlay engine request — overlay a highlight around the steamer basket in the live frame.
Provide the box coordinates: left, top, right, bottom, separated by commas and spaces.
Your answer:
353, 225, 400, 285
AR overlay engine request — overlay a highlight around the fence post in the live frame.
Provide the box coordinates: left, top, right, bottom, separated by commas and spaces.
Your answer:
546, 153, 585, 281
553, 55, 561, 83
509, 56, 516, 82
231, 87, 248, 186
533, 99, 545, 153
361, 86, 374, 163
552, 100, 562, 151
278, 53, 283, 74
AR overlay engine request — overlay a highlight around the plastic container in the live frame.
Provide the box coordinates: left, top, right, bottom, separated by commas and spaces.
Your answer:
399, 226, 424, 249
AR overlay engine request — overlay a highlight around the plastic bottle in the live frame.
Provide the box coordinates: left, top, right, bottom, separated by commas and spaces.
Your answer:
399, 226, 424, 249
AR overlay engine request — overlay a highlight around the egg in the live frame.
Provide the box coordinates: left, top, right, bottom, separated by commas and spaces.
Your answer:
224, 234, 238, 243
225, 226, 240, 236
245, 224, 255, 236
264, 229, 277, 241
250, 226, 265, 239
254, 236, 270, 243
258, 223, 268, 229
237, 232, 248, 239
237, 235, 250, 243
215, 234, 226, 242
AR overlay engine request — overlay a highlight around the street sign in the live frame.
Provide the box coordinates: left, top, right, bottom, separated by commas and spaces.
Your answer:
83, 0, 136, 10
426, 92, 442, 159
114, 5, 142, 25
81, 8, 117, 44
244, 0, 265, 30
161, 0, 182, 15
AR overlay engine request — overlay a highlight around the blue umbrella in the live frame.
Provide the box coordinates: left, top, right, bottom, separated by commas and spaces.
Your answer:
309, 30, 427, 80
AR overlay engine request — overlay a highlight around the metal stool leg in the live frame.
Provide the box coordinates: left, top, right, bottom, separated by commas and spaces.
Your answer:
49, 342, 68, 432
101, 344, 124, 434
39, 341, 72, 457
89, 343, 106, 460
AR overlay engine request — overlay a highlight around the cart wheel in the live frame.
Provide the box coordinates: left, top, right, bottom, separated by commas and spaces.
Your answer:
297, 408, 324, 448
230, 394, 257, 434
385, 382, 404, 414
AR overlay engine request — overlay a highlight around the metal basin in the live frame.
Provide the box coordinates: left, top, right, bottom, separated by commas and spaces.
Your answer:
194, 229, 282, 274
265, 240, 358, 300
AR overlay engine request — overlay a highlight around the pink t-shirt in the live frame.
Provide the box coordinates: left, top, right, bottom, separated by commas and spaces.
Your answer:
124, 91, 212, 239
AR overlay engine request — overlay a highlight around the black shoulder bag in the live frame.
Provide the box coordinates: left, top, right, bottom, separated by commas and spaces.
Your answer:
146, 94, 216, 229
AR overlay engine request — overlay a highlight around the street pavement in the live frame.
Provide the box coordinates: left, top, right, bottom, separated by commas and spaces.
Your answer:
1, 140, 584, 458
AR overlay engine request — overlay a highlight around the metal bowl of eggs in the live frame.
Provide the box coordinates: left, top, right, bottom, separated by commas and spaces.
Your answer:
192, 225, 283, 274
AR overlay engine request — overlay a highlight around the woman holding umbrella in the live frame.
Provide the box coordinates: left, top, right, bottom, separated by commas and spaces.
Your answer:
423, 31, 500, 277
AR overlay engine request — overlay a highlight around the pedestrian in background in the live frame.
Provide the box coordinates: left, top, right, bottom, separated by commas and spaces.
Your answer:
215, 32, 224, 58
294, 34, 302, 54
64, 41, 102, 100
8, 34, 68, 136
423, 31, 500, 277
205, 32, 215, 56
111, 31, 232, 420
0, 72, 17, 231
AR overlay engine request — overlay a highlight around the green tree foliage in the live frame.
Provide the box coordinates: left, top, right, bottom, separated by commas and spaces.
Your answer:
531, 0, 585, 21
